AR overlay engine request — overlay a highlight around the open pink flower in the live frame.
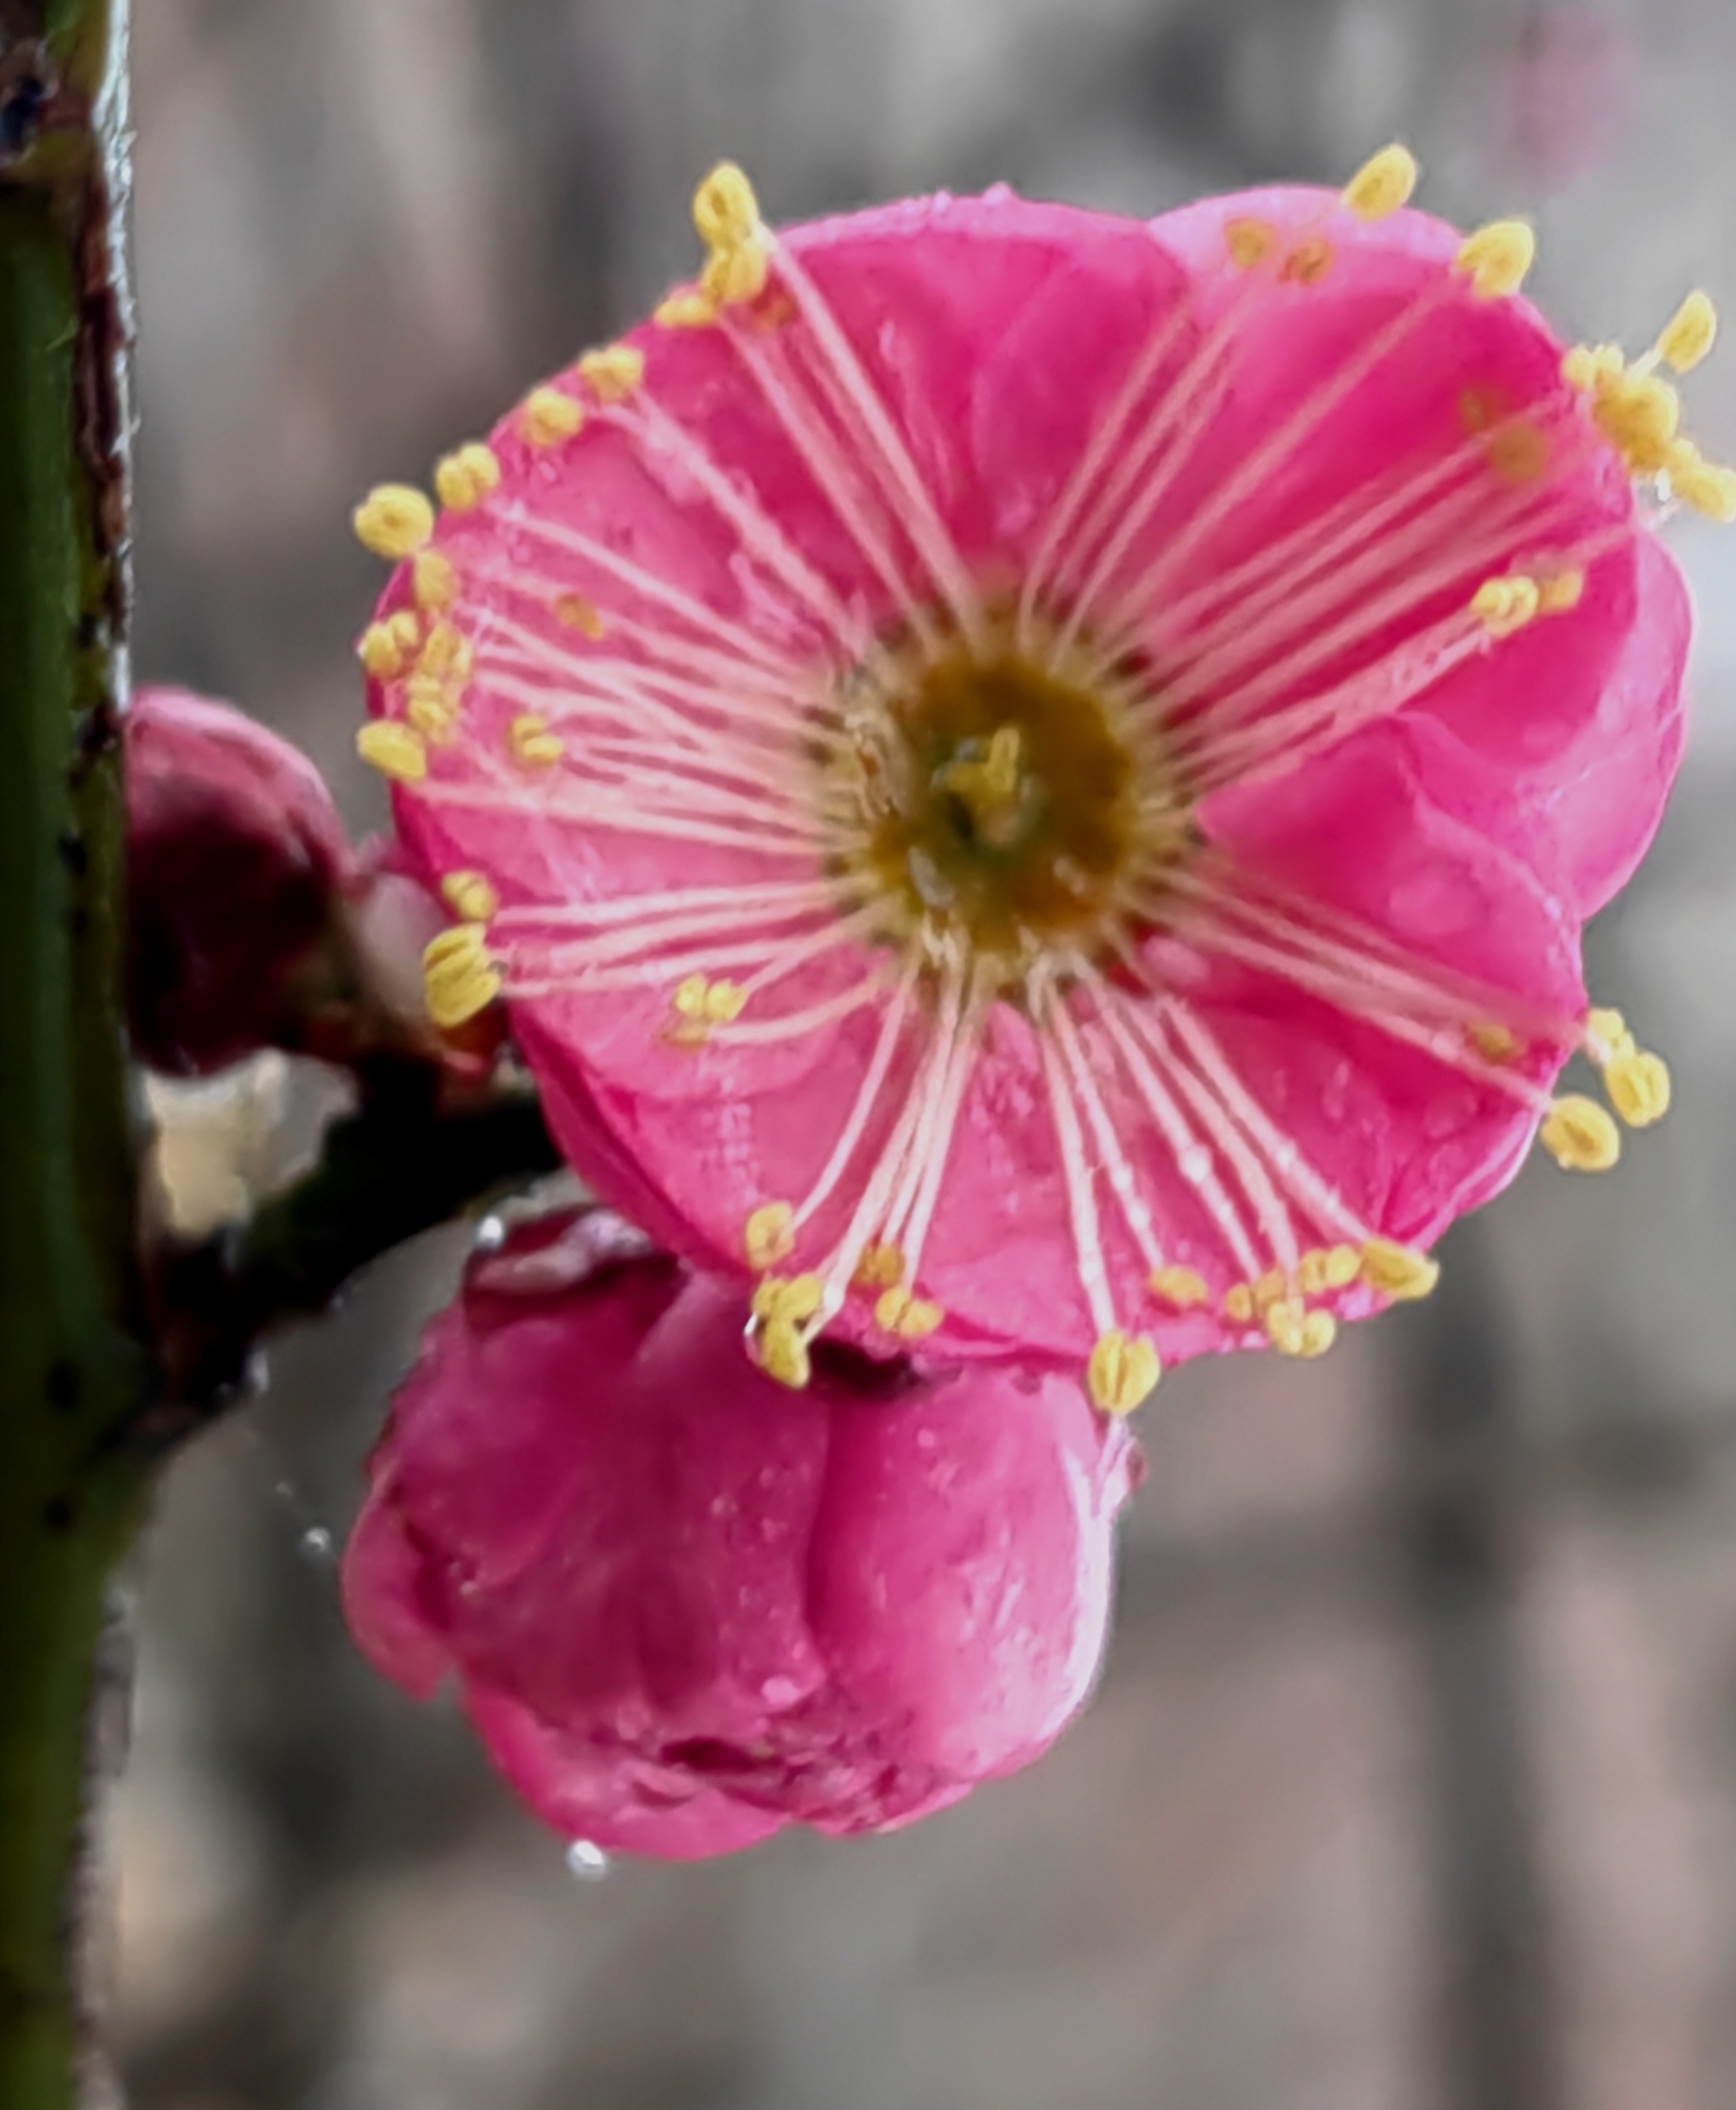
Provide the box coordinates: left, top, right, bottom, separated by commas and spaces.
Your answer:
353, 149, 1708, 1411
342, 1206, 1134, 1858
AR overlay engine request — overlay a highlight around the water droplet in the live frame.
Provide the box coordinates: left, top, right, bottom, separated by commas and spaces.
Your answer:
299, 1525, 335, 1563
474, 1215, 507, 1253
564, 1839, 610, 1882
1179, 1143, 1213, 1184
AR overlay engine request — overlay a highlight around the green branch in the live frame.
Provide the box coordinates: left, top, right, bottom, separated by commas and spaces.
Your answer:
0, 5, 146, 2105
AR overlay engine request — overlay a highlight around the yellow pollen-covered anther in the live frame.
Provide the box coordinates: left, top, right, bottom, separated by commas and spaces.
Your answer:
418, 621, 472, 683
669, 974, 747, 1046
655, 288, 718, 329
1359, 1238, 1440, 1301
405, 675, 460, 743
853, 1242, 906, 1290
1469, 1021, 1523, 1062
553, 592, 605, 639
757, 1319, 811, 1390
752, 1272, 824, 1326
1604, 1049, 1671, 1128
1538, 570, 1585, 614
1657, 289, 1718, 373
744, 1202, 796, 1270
507, 714, 564, 768
1149, 1265, 1210, 1309
422, 924, 502, 1029
1585, 1005, 1630, 1054
1280, 236, 1333, 285
1263, 1299, 1306, 1356
1667, 443, 1736, 523
1222, 1284, 1255, 1325
874, 1286, 944, 1340
1342, 144, 1418, 221
434, 443, 501, 513
411, 549, 458, 613
358, 620, 408, 680
1471, 574, 1541, 638
356, 720, 428, 783
1224, 217, 1277, 270
1539, 1094, 1621, 1172
352, 485, 434, 560
578, 344, 644, 403
1299, 1311, 1337, 1358
701, 240, 770, 308
692, 162, 760, 251
1088, 1331, 1160, 1416
1456, 220, 1535, 300
440, 871, 498, 923
520, 386, 584, 447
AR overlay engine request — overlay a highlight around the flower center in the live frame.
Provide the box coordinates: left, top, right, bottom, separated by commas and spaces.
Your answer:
825, 614, 1192, 974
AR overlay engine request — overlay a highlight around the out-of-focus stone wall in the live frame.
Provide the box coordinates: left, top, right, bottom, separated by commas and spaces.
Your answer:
119, 5, 1736, 2106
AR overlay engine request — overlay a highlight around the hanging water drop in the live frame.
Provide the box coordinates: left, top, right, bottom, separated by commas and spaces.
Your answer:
564, 1838, 611, 1882
474, 1214, 508, 1253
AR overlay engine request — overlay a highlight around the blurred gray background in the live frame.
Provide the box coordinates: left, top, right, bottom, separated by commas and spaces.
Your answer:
117, 3, 1736, 2106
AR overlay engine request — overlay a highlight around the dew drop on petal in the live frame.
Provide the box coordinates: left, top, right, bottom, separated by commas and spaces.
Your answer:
564, 1839, 611, 1882
474, 1214, 508, 1253
1179, 1143, 1213, 1185
299, 1525, 335, 1563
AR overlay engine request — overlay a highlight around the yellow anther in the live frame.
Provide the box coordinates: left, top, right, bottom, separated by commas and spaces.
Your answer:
1656, 289, 1717, 374
655, 287, 720, 329
668, 974, 744, 1045
1297, 1249, 1330, 1296
1538, 569, 1585, 614
422, 924, 502, 1029
853, 1242, 906, 1290
1299, 1310, 1337, 1359
701, 239, 770, 308
1087, 1331, 1160, 1416
752, 1272, 824, 1326
1459, 385, 1504, 434
1149, 1265, 1210, 1309
520, 385, 584, 448
1263, 1299, 1304, 1355
434, 443, 501, 513
1323, 1244, 1363, 1291
507, 713, 564, 768
405, 675, 460, 743
440, 872, 498, 923
1456, 219, 1534, 300
692, 162, 761, 251
388, 608, 422, 654
352, 484, 434, 560
744, 1202, 796, 1270
356, 720, 428, 783
1562, 342, 1625, 393
1585, 1005, 1629, 1054
1595, 373, 1680, 469
1469, 1021, 1523, 1062
553, 592, 605, 639
578, 344, 644, 403
1539, 1094, 1621, 1172
1223, 217, 1277, 270
1668, 443, 1736, 523
1487, 422, 1549, 485
705, 980, 745, 1023
1280, 236, 1333, 286
1222, 1283, 1255, 1325
1359, 1238, 1441, 1301
758, 1318, 811, 1390
410, 549, 458, 614
358, 620, 409, 680
874, 1286, 943, 1339
1471, 574, 1541, 638
1604, 1049, 1671, 1128
1252, 1266, 1289, 1312
1342, 143, 1418, 221
418, 620, 472, 682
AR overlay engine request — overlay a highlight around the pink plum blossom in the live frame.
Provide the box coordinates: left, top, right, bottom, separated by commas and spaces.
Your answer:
342, 1205, 1135, 1858
352, 149, 1708, 1413
128, 684, 354, 1075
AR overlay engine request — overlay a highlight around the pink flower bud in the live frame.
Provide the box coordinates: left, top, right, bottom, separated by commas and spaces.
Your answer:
342, 1207, 1136, 1858
127, 686, 353, 1075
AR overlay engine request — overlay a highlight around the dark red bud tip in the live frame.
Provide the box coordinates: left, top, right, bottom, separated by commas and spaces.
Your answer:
127, 685, 353, 1075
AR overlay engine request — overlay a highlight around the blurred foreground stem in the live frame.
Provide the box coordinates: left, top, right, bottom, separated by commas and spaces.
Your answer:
0, 5, 144, 2105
